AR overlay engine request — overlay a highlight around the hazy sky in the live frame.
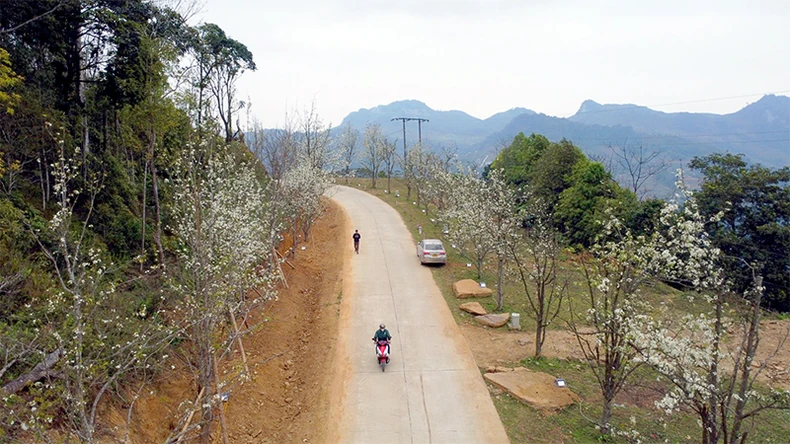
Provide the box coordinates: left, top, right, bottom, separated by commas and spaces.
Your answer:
196, 0, 790, 128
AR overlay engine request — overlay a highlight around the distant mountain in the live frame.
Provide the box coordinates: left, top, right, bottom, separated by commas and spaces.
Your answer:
337, 100, 535, 149
569, 95, 790, 138
554, 94, 789, 168
328, 95, 789, 197
334, 97, 788, 172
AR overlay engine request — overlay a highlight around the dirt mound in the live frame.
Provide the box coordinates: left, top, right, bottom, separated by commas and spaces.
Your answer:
484, 368, 579, 412
453, 279, 493, 299
753, 319, 790, 390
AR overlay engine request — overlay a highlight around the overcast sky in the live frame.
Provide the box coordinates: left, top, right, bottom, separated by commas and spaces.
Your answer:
195, 0, 790, 128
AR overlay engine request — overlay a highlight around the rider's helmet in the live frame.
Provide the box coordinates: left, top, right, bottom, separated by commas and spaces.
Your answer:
380, 324, 386, 330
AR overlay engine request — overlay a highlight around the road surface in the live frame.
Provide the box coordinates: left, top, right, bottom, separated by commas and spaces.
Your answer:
330, 186, 510, 444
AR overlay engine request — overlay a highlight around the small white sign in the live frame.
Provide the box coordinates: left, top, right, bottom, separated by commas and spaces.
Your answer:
479, 282, 486, 288
555, 378, 566, 388
301, 246, 306, 250
466, 263, 472, 267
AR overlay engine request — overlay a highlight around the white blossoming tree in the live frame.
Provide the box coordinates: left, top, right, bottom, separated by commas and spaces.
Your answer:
281, 161, 333, 250
5, 145, 175, 442
336, 122, 359, 184
485, 169, 523, 311
168, 143, 279, 443
508, 200, 567, 358
568, 211, 652, 435
434, 167, 520, 310
631, 179, 790, 444
435, 167, 495, 280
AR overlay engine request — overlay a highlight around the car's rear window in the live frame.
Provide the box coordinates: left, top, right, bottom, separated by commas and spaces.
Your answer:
425, 243, 443, 251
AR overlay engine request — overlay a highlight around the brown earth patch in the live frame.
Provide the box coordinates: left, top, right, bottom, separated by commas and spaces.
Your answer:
460, 323, 586, 368
105, 200, 349, 443
751, 319, 790, 390
484, 368, 580, 412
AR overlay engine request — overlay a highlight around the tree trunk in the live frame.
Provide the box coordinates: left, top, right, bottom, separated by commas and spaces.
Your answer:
141, 161, 148, 271
149, 126, 165, 266
197, 321, 213, 444
535, 324, 544, 358
496, 254, 504, 311
729, 276, 764, 444
704, 297, 724, 444
212, 353, 230, 444
600, 396, 613, 435
1, 349, 62, 395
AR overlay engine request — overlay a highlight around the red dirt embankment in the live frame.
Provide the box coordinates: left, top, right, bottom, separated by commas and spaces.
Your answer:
104, 200, 349, 443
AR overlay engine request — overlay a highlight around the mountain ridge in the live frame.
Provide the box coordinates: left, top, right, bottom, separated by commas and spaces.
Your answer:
333, 96, 789, 171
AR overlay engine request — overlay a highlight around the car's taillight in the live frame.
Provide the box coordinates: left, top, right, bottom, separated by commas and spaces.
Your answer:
439, 251, 446, 255
423, 251, 430, 255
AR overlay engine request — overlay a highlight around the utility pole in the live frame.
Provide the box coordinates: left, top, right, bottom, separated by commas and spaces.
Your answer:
391, 117, 429, 199
390, 117, 429, 156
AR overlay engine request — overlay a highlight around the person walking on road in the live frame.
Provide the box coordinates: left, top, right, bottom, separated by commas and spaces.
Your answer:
353, 229, 361, 254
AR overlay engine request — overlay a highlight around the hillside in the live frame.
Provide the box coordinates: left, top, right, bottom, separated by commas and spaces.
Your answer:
336, 100, 535, 149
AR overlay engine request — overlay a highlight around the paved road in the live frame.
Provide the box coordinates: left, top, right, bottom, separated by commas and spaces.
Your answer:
331, 186, 510, 444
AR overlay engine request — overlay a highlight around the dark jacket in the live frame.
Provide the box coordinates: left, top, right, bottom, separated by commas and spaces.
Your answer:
373, 328, 391, 342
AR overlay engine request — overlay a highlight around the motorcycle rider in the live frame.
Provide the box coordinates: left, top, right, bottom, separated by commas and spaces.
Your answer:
372, 324, 391, 363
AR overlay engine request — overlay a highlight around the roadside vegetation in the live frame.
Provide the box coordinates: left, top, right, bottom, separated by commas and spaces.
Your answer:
350, 128, 790, 443
0, 3, 333, 442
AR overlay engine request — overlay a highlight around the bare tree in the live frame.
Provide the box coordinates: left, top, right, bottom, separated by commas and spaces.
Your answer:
608, 142, 668, 199
298, 101, 333, 170
508, 203, 567, 358
401, 143, 426, 205
435, 144, 459, 173
382, 137, 398, 193
337, 122, 359, 184
252, 114, 298, 181
361, 123, 384, 188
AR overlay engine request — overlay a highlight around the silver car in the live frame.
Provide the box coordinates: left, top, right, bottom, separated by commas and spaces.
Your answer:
417, 239, 447, 265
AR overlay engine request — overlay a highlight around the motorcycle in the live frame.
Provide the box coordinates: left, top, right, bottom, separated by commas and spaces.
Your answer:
374, 339, 390, 372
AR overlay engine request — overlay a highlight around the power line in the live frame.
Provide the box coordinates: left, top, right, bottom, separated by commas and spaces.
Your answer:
574, 89, 790, 115
568, 136, 789, 147
662, 138, 789, 147
572, 129, 789, 143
